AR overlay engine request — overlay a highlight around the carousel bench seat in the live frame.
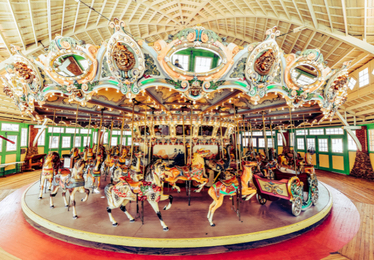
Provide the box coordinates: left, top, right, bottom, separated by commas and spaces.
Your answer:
274, 169, 309, 192
23, 154, 46, 171
0, 161, 24, 177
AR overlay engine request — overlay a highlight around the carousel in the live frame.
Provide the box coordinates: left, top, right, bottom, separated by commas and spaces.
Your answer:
1, 18, 349, 254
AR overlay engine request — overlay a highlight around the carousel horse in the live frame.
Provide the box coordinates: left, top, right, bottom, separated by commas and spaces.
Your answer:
111, 151, 144, 184
50, 159, 90, 218
70, 147, 81, 167
85, 146, 106, 193
161, 149, 211, 193
38, 151, 60, 199
104, 159, 172, 231
207, 160, 258, 226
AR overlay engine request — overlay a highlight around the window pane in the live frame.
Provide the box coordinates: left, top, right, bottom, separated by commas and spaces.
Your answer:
252, 138, 257, 147
93, 132, 97, 143
83, 137, 90, 147
122, 137, 126, 146
347, 131, 357, 151
66, 128, 78, 134
369, 129, 374, 152
49, 136, 59, 149
111, 137, 118, 146
21, 128, 28, 146
297, 138, 305, 150
243, 137, 249, 147
80, 129, 91, 134
359, 68, 369, 87
290, 133, 294, 146
252, 131, 263, 136
259, 138, 265, 147
6, 136, 17, 151
0, 137, 2, 152
37, 129, 45, 146
49, 127, 64, 133
307, 138, 315, 151
309, 128, 324, 135
62, 136, 71, 148
348, 78, 356, 90
318, 139, 328, 152
172, 54, 189, 70
104, 132, 108, 144
1, 123, 19, 131
268, 138, 273, 148
296, 129, 308, 135
332, 139, 343, 153
326, 128, 344, 135
277, 133, 283, 146
195, 56, 212, 73
127, 137, 132, 146
74, 136, 81, 147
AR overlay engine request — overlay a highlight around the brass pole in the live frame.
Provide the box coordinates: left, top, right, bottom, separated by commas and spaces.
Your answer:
234, 106, 240, 171
73, 104, 79, 148
182, 112, 186, 165
219, 113, 224, 159
109, 117, 114, 148
262, 112, 269, 159
96, 110, 103, 158
86, 114, 91, 148
288, 107, 297, 173
129, 103, 135, 169
49, 109, 56, 153
119, 112, 125, 153
143, 109, 147, 169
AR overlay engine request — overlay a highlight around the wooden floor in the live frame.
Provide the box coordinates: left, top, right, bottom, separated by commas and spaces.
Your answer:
0, 169, 372, 260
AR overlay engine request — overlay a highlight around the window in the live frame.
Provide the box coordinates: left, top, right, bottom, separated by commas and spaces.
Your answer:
290, 133, 294, 146
297, 138, 305, 150
127, 137, 132, 146
172, 54, 189, 70
93, 132, 97, 143
103, 132, 108, 144
259, 138, 265, 147
252, 138, 257, 147
62, 136, 71, 148
74, 136, 81, 147
348, 78, 356, 90
122, 137, 126, 146
195, 56, 212, 73
38, 129, 45, 146
309, 128, 324, 135
268, 138, 273, 148
49, 136, 59, 149
307, 138, 315, 151
6, 136, 17, 151
65, 128, 78, 133
359, 68, 369, 87
83, 137, 90, 147
326, 128, 343, 135
347, 131, 357, 151
0, 138, 2, 152
2, 123, 19, 131
296, 129, 308, 135
48, 127, 64, 133
80, 129, 91, 134
242, 138, 249, 147
332, 138, 343, 153
277, 133, 283, 146
297, 74, 316, 85
252, 131, 263, 136
369, 129, 374, 151
111, 137, 118, 146
318, 139, 328, 152
21, 128, 28, 146
265, 131, 275, 136
124, 131, 131, 135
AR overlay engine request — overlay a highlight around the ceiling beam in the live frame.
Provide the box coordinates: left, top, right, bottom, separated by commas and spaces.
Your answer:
302, 31, 316, 51
96, 29, 105, 42
292, 0, 303, 23
265, 0, 278, 17
85, 31, 96, 45
0, 30, 11, 55
88, 99, 144, 115
85, 0, 95, 29
47, 0, 52, 42
323, 0, 333, 32
288, 31, 301, 54
331, 47, 355, 68
73, 0, 80, 33
109, 0, 120, 21
254, 0, 267, 15
279, 0, 290, 20
96, 0, 107, 26
324, 42, 342, 61
364, 0, 367, 41
27, 0, 38, 46
145, 89, 170, 112
223, 102, 289, 118
61, 0, 66, 35
7, 0, 26, 50
345, 99, 374, 111
349, 53, 370, 69
305, 0, 318, 29
341, 0, 348, 36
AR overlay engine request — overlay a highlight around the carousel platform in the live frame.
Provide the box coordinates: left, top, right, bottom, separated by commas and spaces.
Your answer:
21, 178, 333, 255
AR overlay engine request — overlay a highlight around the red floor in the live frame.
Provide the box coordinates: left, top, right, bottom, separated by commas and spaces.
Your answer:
0, 184, 360, 260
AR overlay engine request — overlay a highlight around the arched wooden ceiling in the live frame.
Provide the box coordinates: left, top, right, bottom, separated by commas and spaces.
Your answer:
0, 0, 373, 125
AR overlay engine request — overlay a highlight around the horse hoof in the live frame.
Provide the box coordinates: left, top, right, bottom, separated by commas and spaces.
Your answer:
50, 205, 54, 208
81, 198, 84, 201
163, 227, 169, 231
38, 197, 42, 200
210, 223, 216, 227
65, 205, 69, 207
47, 189, 51, 191
73, 215, 78, 219
163, 206, 167, 210
130, 219, 135, 223
112, 223, 118, 227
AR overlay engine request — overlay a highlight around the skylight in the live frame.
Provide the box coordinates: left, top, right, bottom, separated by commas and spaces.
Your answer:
359, 68, 369, 87
348, 78, 356, 90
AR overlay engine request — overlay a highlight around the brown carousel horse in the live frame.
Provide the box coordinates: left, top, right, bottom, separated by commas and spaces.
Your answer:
111, 151, 144, 184
103, 145, 120, 176
85, 145, 106, 193
161, 149, 211, 193
50, 159, 90, 218
104, 158, 173, 231
38, 151, 60, 199
207, 160, 258, 226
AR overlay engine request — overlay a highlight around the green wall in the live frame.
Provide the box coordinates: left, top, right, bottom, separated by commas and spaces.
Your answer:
174, 48, 220, 72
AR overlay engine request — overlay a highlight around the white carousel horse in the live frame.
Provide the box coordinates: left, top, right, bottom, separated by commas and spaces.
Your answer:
161, 149, 211, 193
207, 160, 258, 226
38, 151, 60, 199
104, 159, 173, 231
49, 159, 90, 218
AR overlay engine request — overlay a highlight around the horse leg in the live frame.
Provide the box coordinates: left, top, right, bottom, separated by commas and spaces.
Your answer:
120, 200, 135, 222
47, 177, 53, 191
106, 206, 118, 226
242, 187, 257, 201
69, 189, 78, 219
38, 175, 46, 199
62, 189, 68, 207
49, 186, 59, 208
148, 200, 168, 231
93, 177, 101, 194
194, 178, 208, 193
208, 195, 224, 227
163, 195, 173, 211
207, 187, 217, 220
81, 187, 90, 202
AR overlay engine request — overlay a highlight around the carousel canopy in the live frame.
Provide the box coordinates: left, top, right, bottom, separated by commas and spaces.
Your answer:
0, 0, 373, 128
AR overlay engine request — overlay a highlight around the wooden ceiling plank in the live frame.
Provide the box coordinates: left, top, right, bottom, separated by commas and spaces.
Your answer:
323, 0, 333, 32
324, 42, 342, 61
279, 0, 290, 20
302, 31, 316, 51
231, 0, 246, 15
208, 1, 226, 17
288, 30, 302, 54
331, 47, 355, 68
346, 99, 374, 111
178, 0, 183, 24
6, 0, 26, 50
109, 0, 120, 21
85, 31, 96, 45
27, 0, 38, 46
242, 0, 256, 14
73, 0, 81, 33
341, 0, 348, 36
61, 0, 66, 35
349, 53, 370, 69
364, 0, 367, 41
120, 0, 132, 20
128, 3, 140, 23
0, 30, 11, 55
265, 0, 279, 17
96, 28, 104, 42
280, 23, 291, 50
291, 0, 304, 23
215, 0, 235, 16
254, 0, 267, 15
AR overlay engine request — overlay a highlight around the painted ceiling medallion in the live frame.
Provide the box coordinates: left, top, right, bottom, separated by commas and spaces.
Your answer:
254, 50, 276, 76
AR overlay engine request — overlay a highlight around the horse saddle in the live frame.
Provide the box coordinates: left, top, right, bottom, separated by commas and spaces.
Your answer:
221, 175, 238, 187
